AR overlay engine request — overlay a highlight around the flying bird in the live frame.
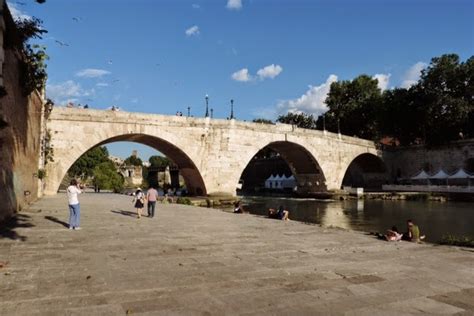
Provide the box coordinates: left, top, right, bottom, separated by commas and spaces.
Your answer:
72, 17, 82, 22
107, 60, 113, 65
55, 40, 69, 47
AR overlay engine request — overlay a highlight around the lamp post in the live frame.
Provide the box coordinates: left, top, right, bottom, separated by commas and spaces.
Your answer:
230, 99, 234, 119
210, 108, 213, 118
187, 106, 190, 117
205, 94, 209, 117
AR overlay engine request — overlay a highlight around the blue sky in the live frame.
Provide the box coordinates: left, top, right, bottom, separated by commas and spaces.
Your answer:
8, 0, 474, 159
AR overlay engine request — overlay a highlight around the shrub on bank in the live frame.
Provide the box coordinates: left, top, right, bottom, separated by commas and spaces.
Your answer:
439, 235, 474, 248
176, 197, 192, 205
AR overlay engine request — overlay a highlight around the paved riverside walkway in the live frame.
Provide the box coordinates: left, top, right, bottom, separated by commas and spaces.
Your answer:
0, 194, 473, 315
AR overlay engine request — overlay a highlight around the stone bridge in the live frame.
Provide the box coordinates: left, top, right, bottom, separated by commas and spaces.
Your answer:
43, 107, 382, 196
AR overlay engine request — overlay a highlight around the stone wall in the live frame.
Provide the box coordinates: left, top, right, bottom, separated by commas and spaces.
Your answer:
0, 3, 44, 222
382, 140, 474, 180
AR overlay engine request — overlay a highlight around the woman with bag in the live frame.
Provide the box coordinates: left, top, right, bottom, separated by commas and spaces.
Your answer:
133, 188, 146, 219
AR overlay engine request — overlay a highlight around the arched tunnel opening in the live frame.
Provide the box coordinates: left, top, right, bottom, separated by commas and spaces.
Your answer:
238, 141, 326, 197
59, 134, 206, 196
342, 153, 388, 190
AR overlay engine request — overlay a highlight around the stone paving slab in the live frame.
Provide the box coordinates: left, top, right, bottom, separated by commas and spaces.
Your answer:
0, 193, 473, 315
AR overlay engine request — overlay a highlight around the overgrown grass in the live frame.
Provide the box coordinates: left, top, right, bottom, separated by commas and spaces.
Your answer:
439, 234, 474, 248
176, 197, 192, 205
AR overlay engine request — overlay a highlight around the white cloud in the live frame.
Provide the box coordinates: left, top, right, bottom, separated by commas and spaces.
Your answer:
46, 80, 93, 104
373, 73, 391, 91
401, 62, 427, 88
8, 3, 31, 21
231, 68, 251, 82
76, 68, 111, 78
192, 4, 200, 9
276, 74, 338, 116
226, 0, 242, 10
257, 64, 283, 80
185, 25, 200, 37
96, 82, 109, 87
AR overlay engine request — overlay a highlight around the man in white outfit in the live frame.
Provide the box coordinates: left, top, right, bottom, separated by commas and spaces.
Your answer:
67, 179, 83, 230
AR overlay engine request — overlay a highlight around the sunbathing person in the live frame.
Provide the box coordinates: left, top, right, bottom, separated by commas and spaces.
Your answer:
268, 206, 289, 221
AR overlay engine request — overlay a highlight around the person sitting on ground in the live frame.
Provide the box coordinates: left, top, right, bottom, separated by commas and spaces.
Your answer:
268, 206, 289, 221
404, 219, 426, 243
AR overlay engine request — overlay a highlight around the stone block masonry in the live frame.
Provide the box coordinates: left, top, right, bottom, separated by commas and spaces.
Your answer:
0, 3, 44, 222
44, 107, 379, 197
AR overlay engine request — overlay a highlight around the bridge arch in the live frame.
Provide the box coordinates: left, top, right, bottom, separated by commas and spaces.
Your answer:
341, 153, 388, 190
237, 140, 327, 196
44, 133, 207, 196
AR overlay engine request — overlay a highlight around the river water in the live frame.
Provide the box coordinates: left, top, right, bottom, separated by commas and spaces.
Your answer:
238, 197, 474, 242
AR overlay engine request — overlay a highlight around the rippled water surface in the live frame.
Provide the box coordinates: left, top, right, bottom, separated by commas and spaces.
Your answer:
239, 197, 474, 242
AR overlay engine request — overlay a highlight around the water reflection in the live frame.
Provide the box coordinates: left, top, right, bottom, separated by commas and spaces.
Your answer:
241, 197, 474, 242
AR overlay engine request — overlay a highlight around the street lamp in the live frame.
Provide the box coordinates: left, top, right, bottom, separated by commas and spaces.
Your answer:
205, 94, 209, 117
187, 106, 190, 117
210, 108, 214, 118
230, 99, 234, 119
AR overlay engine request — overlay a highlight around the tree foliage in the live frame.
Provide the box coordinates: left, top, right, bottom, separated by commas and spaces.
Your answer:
276, 112, 318, 129
11, 17, 49, 95
379, 54, 473, 145
124, 155, 143, 166
275, 53, 473, 146
322, 75, 383, 140
252, 118, 274, 124
68, 146, 109, 179
149, 155, 170, 168
93, 161, 124, 192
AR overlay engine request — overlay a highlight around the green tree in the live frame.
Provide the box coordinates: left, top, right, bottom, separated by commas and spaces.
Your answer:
323, 75, 383, 140
124, 155, 143, 166
379, 88, 425, 145
276, 112, 318, 129
416, 54, 473, 145
92, 161, 124, 192
149, 155, 170, 168
68, 146, 109, 179
252, 118, 274, 124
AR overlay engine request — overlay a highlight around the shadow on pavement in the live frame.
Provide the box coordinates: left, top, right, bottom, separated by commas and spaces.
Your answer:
111, 210, 137, 217
0, 214, 34, 241
44, 216, 69, 228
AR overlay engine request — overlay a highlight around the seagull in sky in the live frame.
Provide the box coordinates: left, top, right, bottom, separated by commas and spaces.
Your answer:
54, 40, 69, 47
72, 17, 82, 22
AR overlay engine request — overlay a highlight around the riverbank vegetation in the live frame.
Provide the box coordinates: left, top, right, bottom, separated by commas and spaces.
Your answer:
439, 235, 474, 248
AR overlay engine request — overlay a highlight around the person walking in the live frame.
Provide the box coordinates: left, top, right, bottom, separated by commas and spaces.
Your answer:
146, 185, 159, 218
133, 188, 146, 219
67, 179, 83, 230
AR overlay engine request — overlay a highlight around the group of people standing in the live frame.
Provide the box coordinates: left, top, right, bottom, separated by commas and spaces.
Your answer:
132, 186, 159, 218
